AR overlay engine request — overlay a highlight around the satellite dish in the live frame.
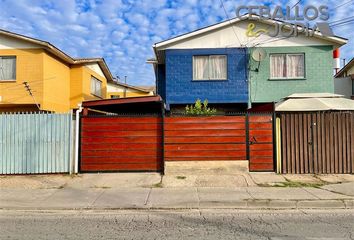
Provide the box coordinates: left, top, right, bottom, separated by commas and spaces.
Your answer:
252, 48, 267, 62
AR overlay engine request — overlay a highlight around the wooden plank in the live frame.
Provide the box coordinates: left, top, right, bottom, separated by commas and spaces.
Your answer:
249, 123, 273, 129
313, 113, 318, 174
248, 116, 273, 123
294, 114, 300, 174
81, 130, 161, 137
308, 113, 314, 173
330, 113, 335, 173
164, 136, 245, 144
250, 143, 273, 150
302, 113, 308, 173
320, 113, 326, 174
81, 157, 161, 164
290, 114, 296, 173
248, 150, 273, 157
348, 114, 353, 173
164, 123, 245, 130
82, 117, 162, 124
324, 113, 330, 173
81, 136, 162, 144
81, 143, 159, 151
338, 113, 343, 173
165, 150, 246, 158
248, 129, 273, 136
165, 144, 246, 151
281, 114, 287, 174
165, 116, 245, 124
249, 163, 274, 171
298, 113, 304, 173
81, 150, 161, 157
334, 113, 339, 173
164, 129, 246, 137
286, 114, 292, 173
82, 124, 161, 131
344, 114, 349, 173
81, 163, 161, 171
165, 156, 246, 161
351, 114, 354, 173
249, 158, 273, 164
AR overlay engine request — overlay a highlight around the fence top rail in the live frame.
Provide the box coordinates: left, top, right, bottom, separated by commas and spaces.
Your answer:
82, 113, 162, 117
0, 111, 72, 116
276, 110, 354, 114
166, 112, 274, 117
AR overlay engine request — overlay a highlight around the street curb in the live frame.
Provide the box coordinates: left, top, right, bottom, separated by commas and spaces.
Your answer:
0, 199, 352, 211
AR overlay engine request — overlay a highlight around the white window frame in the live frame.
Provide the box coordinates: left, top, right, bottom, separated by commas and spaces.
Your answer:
193, 55, 227, 81
90, 76, 102, 98
0, 56, 16, 81
269, 53, 305, 79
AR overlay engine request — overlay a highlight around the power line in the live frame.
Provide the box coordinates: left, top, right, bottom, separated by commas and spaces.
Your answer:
219, 0, 242, 46
329, 16, 354, 25
290, 0, 302, 9
332, 0, 354, 10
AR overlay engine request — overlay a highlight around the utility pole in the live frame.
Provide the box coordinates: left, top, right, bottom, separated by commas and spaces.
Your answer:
124, 76, 127, 98
23, 82, 40, 110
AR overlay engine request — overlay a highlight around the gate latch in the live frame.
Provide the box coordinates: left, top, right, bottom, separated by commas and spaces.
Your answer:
249, 136, 257, 145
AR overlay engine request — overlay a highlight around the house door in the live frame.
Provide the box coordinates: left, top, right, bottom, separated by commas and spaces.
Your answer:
248, 113, 275, 171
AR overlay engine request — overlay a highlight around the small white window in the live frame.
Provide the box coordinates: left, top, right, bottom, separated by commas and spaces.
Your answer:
270, 53, 305, 79
193, 55, 227, 80
90, 76, 102, 97
0, 56, 16, 81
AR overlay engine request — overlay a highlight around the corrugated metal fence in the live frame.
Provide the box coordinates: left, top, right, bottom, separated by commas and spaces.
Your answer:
279, 112, 354, 174
0, 112, 73, 174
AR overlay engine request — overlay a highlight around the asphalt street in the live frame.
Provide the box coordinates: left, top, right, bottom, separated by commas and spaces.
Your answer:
0, 209, 353, 240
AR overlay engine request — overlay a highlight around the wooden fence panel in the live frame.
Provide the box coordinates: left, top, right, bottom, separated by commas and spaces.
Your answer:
164, 116, 246, 161
80, 116, 163, 172
280, 112, 354, 174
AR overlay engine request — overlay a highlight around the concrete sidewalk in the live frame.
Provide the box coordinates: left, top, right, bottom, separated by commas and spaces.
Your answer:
1, 173, 354, 210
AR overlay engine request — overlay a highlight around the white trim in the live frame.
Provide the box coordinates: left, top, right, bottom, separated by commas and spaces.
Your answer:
154, 15, 347, 50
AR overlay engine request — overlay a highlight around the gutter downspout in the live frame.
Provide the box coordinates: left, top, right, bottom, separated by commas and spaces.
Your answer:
74, 103, 83, 174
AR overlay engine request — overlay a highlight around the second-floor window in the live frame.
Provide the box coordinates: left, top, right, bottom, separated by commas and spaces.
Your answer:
0, 56, 16, 81
270, 53, 305, 79
90, 76, 102, 97
193, 55, 227, 80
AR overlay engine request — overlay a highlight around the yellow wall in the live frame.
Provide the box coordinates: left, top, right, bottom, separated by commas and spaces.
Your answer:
108, 91, 152, 98
69, 65, 107, 109
0, 49, 44, 108
107, 83, 153, 99
42, 52, 70, 112
0, 48, 108, 112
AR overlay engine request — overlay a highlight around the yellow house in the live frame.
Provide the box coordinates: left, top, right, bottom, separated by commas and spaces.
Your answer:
107, 81, 154, 99
0, 29, 114, 112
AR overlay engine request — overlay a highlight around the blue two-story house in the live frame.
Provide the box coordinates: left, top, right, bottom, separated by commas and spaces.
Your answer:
150, 15, 347, 112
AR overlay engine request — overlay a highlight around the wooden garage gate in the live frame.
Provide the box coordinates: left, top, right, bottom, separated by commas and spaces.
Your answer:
164, 113, 274, 172
280, 112, 354, 174
164, 116, 247, 161
80, 115, 163, 172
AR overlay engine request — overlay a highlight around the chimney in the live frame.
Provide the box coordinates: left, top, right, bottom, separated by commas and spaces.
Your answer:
333, 48, 340, 74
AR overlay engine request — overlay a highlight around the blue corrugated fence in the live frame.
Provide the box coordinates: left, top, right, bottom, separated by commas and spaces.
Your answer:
0, 112, 73, 174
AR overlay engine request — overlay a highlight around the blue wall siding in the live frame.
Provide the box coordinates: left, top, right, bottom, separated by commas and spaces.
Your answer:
163, 48, 248, 106
157, 64, 166, 100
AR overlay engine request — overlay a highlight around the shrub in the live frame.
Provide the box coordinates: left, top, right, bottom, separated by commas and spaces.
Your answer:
185, 99, 217, 115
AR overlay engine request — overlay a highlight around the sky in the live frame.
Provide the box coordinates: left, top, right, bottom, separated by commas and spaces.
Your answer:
0, 0, 353, 86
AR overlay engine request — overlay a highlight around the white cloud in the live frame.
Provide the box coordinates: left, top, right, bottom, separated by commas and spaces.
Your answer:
0, 0, 352, 86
